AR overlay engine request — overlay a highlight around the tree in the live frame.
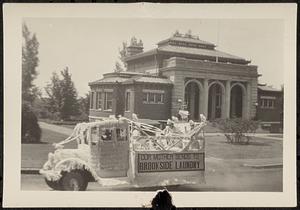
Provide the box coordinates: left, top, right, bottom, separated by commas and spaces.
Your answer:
22, 101, 41, 143
60, 67, 80, 120
45, 72, 63, 119
119, 41, 127, 68
77, 94, 90, 121
22, 23, 41, 143
22, 23, 40, 103
45, 67, 80, 120
114, 61, 124, 73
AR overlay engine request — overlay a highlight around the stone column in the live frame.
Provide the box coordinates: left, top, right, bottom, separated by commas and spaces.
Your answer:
89, 91, 93, 109
130, 89, 135, 113
93, 91, 97, 109
202, 79, 209, 118
224, 80, 231, 119
246, 82, 252, 119
171, 74, 185, 117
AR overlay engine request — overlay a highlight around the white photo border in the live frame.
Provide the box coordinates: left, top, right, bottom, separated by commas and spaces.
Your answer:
3, 3, 297, 207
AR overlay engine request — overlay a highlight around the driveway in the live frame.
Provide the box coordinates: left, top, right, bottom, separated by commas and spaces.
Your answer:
39, 122, 73, 136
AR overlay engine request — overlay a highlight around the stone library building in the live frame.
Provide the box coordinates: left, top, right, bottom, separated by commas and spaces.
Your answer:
88, 31, 282, 130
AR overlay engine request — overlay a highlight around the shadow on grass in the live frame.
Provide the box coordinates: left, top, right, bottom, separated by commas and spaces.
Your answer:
22, 141, 49, 145
220, 141, 271, 146
246, 141, 271, 146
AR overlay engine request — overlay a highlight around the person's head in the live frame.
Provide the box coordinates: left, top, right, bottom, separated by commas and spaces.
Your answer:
151, 189, 175, 210
132, 113, 138, 121
167, 119, 174, 128
189, 120, 195, 128
171, 116, 179, 123
199, 114, 206, 122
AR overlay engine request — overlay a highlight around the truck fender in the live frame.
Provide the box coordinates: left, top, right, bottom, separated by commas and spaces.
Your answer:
54, 158, 100, 182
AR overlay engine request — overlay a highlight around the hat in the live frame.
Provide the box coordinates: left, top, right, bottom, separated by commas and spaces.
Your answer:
167, 119, 174, 125
189, 120, 195, 125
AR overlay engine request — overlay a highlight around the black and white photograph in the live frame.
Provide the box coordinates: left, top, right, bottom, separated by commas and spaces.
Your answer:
3, 3, 297, 208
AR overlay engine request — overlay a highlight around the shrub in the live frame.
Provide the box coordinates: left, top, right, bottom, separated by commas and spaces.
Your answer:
215, 118, 259, 144
22, 102, 41, 143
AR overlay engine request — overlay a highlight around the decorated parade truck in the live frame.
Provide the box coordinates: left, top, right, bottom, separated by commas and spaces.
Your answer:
39, 115, 207, 191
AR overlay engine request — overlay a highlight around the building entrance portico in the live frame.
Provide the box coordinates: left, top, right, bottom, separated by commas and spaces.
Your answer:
183, 78, 250, 121
184, 78, 227, 121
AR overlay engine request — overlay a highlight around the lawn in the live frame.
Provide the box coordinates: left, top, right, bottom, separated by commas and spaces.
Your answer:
22, 127, 282, 169
205, 135, 282, 160
21, 128, 77, 169
267, 134, 283, 138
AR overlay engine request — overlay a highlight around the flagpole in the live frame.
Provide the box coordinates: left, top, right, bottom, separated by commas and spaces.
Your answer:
216, 20, 220, 63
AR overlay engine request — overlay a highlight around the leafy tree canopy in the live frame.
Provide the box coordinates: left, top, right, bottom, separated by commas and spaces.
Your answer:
45, 67, 80, 120
22, 23, 40, 103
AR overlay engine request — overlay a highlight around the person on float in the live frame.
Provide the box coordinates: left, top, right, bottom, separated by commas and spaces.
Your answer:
162, 119, 182, 136
162, 119, 182, 146
185, 120, 195, 133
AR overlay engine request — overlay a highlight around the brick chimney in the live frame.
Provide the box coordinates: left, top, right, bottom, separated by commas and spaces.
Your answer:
126, 36, 143, 56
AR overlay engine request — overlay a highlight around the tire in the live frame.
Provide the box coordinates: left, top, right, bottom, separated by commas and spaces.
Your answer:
45, 178, 62, 190
60, 170, 88, 191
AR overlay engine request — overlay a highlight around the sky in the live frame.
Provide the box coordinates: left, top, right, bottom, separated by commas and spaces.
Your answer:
25, 18, 284, 97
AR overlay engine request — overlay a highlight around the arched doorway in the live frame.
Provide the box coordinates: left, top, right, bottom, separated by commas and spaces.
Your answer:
230, 83, 246, 118
184, 80, 202, 120
208, 82, 224, 120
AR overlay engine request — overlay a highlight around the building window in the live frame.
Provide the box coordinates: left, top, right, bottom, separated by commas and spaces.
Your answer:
260, 100, 264, 107
156, 93, 164, 103
260, 99, 275, 109
263, 99, 268, 107
90, 92, 94, 109
148, 93, 155, 103
125, 91, 130, 111
268, 100, 274, 108
96, 92, 102, 110
104, 92, 113, 111
142, 90, 165, 104
143, 92, 148, 103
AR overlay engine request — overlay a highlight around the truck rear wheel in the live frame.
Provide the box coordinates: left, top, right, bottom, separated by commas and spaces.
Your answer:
60, 170, 88, 191
45, 178, 61, 190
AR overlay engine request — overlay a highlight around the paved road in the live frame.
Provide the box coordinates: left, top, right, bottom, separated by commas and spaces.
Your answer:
39, 122, 73, 136
22, 167, 282, 191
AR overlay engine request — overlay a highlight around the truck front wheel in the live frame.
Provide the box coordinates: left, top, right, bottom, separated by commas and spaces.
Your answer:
45, 178, 61, 190
60, 170, 88, 191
